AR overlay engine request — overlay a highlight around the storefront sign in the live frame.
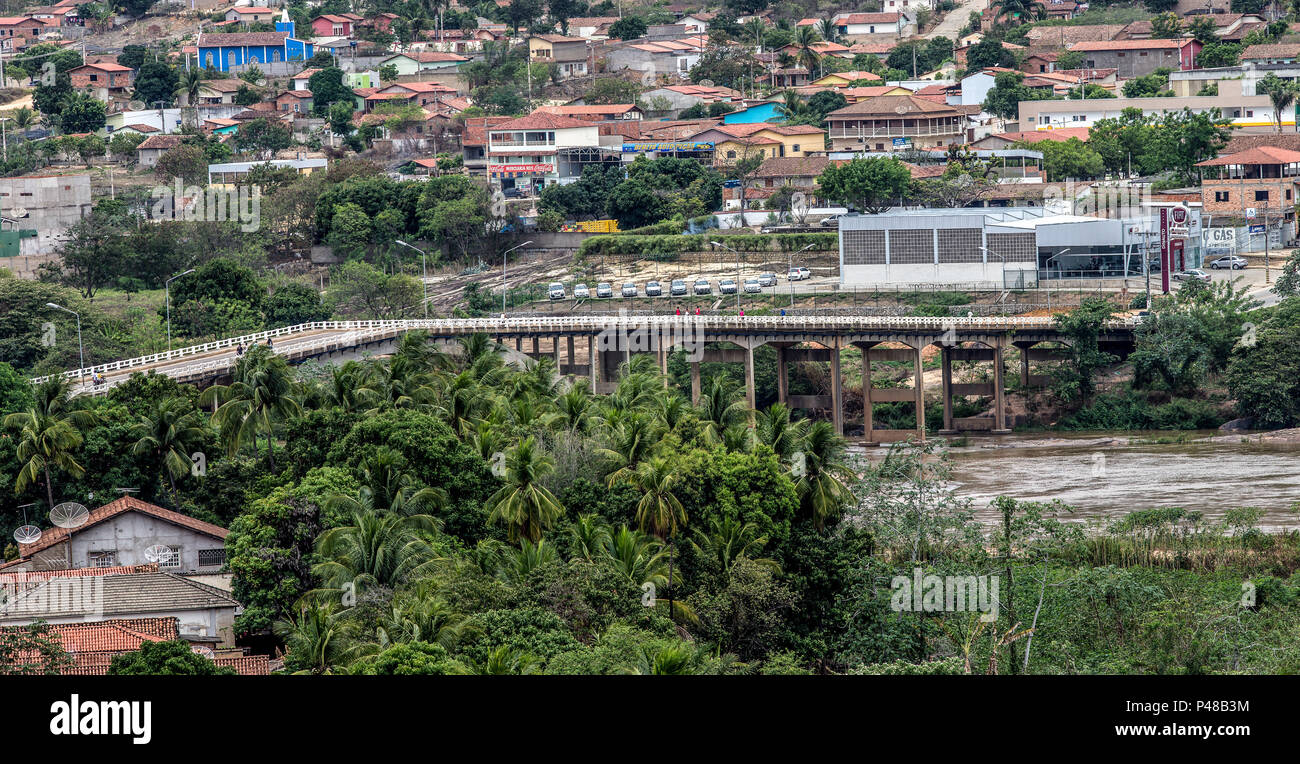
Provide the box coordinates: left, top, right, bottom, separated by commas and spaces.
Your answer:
621, 141, 714, 152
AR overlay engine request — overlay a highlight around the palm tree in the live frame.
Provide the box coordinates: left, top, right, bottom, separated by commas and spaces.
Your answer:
1259, 74, 1298, 134
690, 516, 780, 579
792, 25, 821, 75
624, 643, 698, 675
468, 645, 542, 675
484, 436, 566, 544
12, 107, 35, 130
175, 67, 203, 108
600, 525, 671, 590
129, 396, 206, 504
794, 420, 855, 530
816, 18, 840, 46
549, 382, 596, 435
993, 0, 1045, 25
437, 369, 487, 435
776, 89, 814, 124
4, 378, 96, 509
697, 378, 747, 445
569, 513, 612, 562
743, 17, 766, 51
624, 457, 687, 540
600, 412, 662, 485
492, 538, 558, 583
274, 602, 358, 675
313, 509, 441, 595
755, 402, 807, 461
201, 346, 300, 472
372, 583, 471, 651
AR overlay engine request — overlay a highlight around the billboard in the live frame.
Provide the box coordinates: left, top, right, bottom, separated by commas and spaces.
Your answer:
621, 141, 714, 152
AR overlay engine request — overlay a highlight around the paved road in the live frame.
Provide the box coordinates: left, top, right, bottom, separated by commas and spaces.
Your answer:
926, 0, 987, 39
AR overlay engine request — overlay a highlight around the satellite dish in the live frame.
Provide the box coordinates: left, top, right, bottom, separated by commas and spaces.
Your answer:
49, 502, 89, 529
255, 78, 267, 87
128, 100, 146, 111
144, 544, 175, 564
13, 525, 42, 544
191, 645, 215, 659
698, 79, 715, 88
10, 207, 27, 218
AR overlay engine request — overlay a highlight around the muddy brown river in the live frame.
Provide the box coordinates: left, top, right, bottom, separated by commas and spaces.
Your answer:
851, 432, 1300, 532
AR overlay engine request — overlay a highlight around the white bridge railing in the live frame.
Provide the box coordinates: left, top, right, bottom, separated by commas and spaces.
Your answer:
34, 315, 1136, 386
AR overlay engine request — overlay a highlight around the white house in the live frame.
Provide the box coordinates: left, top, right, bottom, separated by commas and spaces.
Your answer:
486, 110, 601, 194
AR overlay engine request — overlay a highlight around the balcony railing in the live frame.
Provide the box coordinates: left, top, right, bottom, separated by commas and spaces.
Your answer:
829, 123, 963, 139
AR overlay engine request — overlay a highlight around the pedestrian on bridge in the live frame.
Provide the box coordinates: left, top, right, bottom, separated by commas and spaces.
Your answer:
267, 338, 274, 351
236, 343, 245, 357
675, 306, 681, 316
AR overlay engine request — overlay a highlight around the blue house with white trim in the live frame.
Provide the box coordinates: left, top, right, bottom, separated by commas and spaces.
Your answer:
197, 11, 313, 72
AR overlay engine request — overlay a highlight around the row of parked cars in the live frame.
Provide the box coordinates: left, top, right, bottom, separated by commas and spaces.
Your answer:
548, 268, 812, 300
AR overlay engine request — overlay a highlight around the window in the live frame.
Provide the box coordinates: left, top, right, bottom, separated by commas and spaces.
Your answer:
1117, 52, 1125, 57
160, 546, 182, 569
1139, 51, 1148, 56
792, 144, 800, 152
198, 549, 226, 568
1256, 190, 1270, 201
1246, 110, 1254, 118
1215, 191, 1229, 202
89, 551, 117, 567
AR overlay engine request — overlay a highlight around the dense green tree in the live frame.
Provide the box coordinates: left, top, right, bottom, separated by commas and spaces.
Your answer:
109, 640, 235, 675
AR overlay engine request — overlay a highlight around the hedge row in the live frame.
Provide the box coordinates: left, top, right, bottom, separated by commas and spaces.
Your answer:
577, 232, 838, 258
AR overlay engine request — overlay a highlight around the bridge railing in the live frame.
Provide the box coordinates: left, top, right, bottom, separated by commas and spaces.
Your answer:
32, 315, 1136, 384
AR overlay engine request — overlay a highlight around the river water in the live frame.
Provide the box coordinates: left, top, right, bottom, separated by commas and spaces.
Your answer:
850, 432, 1300, 532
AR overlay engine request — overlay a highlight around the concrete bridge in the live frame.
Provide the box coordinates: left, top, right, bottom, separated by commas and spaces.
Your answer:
36, 315, 1136, 443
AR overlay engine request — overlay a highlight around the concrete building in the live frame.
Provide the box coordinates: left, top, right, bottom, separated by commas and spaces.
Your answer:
528, 34, 590, 79
838, 205, 1173, 288
1197, 145, 1300, 241
826, 94, 970, 152
486, 111, 601, 193
1069, 38, 1200, 79
1016, 79, 1281, 132
0, 571, 242, 647
1169, 62, 1300, 98
0, 174, 91, 252
208, 157, 327, 186
379, 51, 469, 75
605, 36, 707, 78
638, 83, 740, 118
2, 496, 228, 573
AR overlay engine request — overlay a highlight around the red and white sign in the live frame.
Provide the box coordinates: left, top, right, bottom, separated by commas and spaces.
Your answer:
490, 164, 553, 173
1159, 207, 1170, 294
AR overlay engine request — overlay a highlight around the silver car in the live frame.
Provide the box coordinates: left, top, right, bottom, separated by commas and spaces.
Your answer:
645, 280, 662, 296
547, 282, 565, 300
596, 282, 613, 298
693, 279, 712, 295
743, 278, 761, 293
719, 279, 738, 294
621, 282, 638, 297
1172, 269, 1211, 283
1210, 255, 1248, 270
758, 272, 777, 287
573, 283, 590, 299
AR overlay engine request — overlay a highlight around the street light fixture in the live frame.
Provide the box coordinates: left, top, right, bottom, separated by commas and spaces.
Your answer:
395, 240, 429, 319
710, 240, 743, 309
979, 245, 1005, 289
499, 240, 534, 316
165, 268, 195, 352
46, 302, 84, 384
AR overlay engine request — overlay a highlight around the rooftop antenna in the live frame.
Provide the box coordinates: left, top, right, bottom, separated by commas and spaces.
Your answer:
13, 502, 41, 545
49, 501, 89, 529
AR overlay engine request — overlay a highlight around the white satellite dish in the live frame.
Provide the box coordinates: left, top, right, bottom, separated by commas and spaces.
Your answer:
10, 207, 27, 218
144, 544, 175, 564
128, 100, 146, 111
698, 78, 715, 88
255, 77, 267, 87
191, 645, 215, 659
13, 525, 42, 544
49, 502, 89, 529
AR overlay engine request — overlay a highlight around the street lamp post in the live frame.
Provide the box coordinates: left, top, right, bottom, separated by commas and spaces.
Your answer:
46, 302, 84, 384
165, 268, 195, 352
711, 241, 743, 309
499, 240, 534, 316
979, 245, 1006, 290
395, 240, 430, 319
1043, 248, 1072, 310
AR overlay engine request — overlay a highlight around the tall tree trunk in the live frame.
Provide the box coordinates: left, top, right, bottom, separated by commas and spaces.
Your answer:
44, 465, 55, 510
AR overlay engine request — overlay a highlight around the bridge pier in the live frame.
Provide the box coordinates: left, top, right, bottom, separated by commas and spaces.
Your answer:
771, 342, 792, 405
860, 343, 926, 445
935, 340, 1012, 435
830, 338, 843, 435
690, 359, 701, 406
588, 335, 596, 389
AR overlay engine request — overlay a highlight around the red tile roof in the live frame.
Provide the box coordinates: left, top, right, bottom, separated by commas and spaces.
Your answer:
15, 496, 227, 558
1069, 38, 1192, 52
1197, 146, 1300, 166
491, 111, 595, 130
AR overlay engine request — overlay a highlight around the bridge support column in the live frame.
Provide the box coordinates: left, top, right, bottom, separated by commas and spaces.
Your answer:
658, 345, 669, 387
531, 337, 539, 355
588, 335, 596, 389
993, 341, 1010, 434
939, 345, 954, 434
552, 336, 561, 368
913, 346, 926, 437
830, 339, 843, 436
776, 347, 788, 404
1019, 343, 1030, 388
690, 360, 702, 406
514, 337, 522, 352
744, 345, 756, 412
567, 336, 575, 372
862, 346, 872, 441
